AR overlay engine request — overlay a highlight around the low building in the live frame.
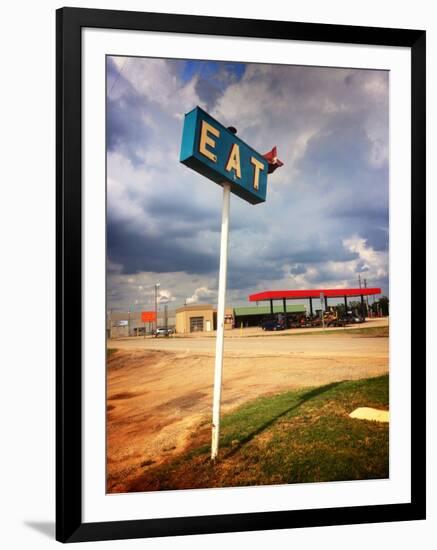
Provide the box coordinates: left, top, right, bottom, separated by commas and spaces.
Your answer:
175, 304, 234, 334
107, 308, 176, 338
234, 304, 306, 327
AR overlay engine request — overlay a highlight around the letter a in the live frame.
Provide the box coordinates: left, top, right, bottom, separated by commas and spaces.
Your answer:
225, 143, 241, 179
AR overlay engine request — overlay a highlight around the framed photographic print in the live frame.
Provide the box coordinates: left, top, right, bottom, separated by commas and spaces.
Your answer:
56, 7, 426, 543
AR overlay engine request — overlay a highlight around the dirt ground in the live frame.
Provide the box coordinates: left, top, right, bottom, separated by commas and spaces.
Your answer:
107, 319, 389, 493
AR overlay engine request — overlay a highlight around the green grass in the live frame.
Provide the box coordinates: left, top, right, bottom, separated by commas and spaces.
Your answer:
127, 375, 389, 492
107, 348, 119, 357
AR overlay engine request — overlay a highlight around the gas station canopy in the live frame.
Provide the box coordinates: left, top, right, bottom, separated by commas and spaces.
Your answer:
249, 288, 381, 302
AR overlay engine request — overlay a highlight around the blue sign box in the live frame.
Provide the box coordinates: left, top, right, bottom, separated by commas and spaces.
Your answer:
180, 106, 268, 204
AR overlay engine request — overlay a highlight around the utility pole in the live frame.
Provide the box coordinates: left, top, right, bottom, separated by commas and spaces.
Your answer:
320, 292, 325, 331
108, 309, 113, 339
357, 275, 364, 319
154, 283, 160, 335
364, 278, 369, 317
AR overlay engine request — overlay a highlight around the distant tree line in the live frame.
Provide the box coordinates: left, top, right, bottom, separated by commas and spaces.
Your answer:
372, 296, 389, 316
334, 296, 389, 317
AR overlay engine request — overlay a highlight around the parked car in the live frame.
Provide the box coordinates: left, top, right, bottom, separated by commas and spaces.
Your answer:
343, 314, 363, 324
261, 318, 285, 331
154, 327, 173, 337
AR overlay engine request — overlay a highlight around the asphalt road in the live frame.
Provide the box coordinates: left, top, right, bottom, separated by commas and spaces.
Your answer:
108, 332, 388, 358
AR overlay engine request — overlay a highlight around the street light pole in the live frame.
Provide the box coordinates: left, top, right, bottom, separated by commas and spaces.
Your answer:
154, 283, 160, 335
364, 278, 369, 317
108, 309, 113, 339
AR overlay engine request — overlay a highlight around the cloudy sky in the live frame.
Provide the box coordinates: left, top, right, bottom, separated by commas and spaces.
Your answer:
106, 56, 389, 312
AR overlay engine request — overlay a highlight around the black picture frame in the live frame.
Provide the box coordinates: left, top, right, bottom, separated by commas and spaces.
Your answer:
56, 7, 426, 543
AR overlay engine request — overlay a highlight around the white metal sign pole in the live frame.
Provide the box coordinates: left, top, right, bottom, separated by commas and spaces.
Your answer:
211, 181, 231, 460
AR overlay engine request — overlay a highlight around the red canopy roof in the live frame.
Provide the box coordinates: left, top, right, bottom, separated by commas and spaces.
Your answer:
249, 287, 381, 302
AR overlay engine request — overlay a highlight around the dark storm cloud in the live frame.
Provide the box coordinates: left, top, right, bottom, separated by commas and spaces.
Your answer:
108, 219, 218, 275
227, 260, 285, 291
334, 203, 389, 222
144, 194, 218, 227
332, 209, 388, 252
361, 227, 388, 252
289, 264, 307, 275
299, 121, 369, 179
296, 112, 388, 197
262, 239, 360, 265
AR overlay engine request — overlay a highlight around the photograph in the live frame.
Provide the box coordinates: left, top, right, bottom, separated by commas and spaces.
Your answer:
105, 55, 390, 494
